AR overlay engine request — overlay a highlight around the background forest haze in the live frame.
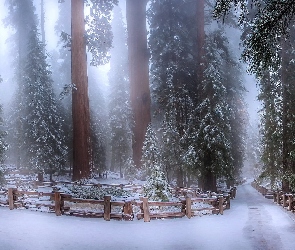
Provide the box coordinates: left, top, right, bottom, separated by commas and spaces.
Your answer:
0, 0, 263, 193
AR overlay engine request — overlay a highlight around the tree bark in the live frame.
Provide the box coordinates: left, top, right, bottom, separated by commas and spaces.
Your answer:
126, 0, 151, 168
71, 0, 91, 180
203, 169, 217, 192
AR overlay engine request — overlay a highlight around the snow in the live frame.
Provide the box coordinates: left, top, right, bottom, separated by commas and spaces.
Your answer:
1, 182, 295, 249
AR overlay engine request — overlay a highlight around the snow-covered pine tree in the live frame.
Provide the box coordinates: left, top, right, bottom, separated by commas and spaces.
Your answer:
124, 157, 136, 182
0, 105, 7, 186
195, 29, 234, 191
4, 0, 37, 168
148, 0, 198, 187
160, 100, 182, 184
159, 86, 198, 186
142, 123, 171, 201
143, 164, 172, 202
108, 4, 133, 177
0, 76, 8, 169
21, 27, 68, 174
6, 0, 67, 174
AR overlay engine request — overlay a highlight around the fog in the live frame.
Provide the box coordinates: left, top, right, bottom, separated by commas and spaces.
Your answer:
0, 0, 262, 185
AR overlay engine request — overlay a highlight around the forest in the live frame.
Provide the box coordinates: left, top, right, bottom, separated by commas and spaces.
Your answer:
0, 0, 294, 197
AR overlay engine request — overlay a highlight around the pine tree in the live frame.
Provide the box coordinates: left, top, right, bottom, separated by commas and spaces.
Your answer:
142, 124, 171, 201
20, 27, 67, 173
148, 0, 198, 186
6, 0, 67, 174
160, 102, 183, 184
195, 29, 234, 191
0, 76, 8, 168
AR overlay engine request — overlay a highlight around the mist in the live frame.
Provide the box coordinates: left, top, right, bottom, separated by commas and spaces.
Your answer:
0, 0, 262, 187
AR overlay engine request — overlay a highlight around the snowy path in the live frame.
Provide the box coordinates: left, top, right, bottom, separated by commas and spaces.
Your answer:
1, 183, 295, 250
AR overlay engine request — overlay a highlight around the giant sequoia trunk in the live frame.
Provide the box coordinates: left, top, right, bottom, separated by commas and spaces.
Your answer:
71, 0, 91, 180
203, 169, 217, 192
126, 0, 151, 168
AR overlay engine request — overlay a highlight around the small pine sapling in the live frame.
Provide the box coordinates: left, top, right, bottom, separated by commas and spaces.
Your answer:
142, 124, 171, 201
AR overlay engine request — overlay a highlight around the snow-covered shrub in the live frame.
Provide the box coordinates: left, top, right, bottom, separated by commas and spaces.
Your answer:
124, 157, 137, 182
143, 165, 172, 202
66, 185, 132, 200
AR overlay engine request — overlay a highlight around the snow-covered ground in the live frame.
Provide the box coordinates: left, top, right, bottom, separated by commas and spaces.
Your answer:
1, 182, 295, 250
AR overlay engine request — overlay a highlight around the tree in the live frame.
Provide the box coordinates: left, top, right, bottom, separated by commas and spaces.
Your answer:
23, 28, 67, 174
142, 123, 171, 201
258, 71, 283, 187
108, 4, 133, 177
5, 0, 67, 176
214, 1, 295, 190
195, 29, 234, 191
160, 103, 183, 184
148, 0, 198, 186
126, 0, 151, 168
0, 76, 7, 186
0, 76, 7, 166
71, 0, 117, 180
214, 0, 295, 75
71, 0, 91, 180
4, 0, 36, 167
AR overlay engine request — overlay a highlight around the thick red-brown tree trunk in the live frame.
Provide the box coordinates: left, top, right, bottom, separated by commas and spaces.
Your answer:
126, 0, 151, 168
71, 0, 91, 180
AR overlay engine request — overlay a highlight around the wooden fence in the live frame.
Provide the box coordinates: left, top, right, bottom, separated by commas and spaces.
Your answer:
1, 187, 232, 222
251, 180, 295, 212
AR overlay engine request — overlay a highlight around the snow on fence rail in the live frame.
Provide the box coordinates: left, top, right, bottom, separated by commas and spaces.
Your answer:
3, 187, 232, 222
251, 180, 295, 212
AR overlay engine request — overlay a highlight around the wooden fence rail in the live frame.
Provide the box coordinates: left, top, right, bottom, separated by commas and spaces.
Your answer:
251, 181, 295, 212
4, 187, 232, 222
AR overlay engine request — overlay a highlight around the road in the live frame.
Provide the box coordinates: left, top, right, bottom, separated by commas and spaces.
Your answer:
1, 183, 295, 250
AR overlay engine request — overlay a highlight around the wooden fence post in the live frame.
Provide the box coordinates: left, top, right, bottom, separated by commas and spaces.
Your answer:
277, 192, 280, 205
283, 194, 287, 207
104, 195, 111, 221
141, 197, 150, 222
273, 191, 277, 203
123, 201, 133, 221
219, 196, 224, 215
288, 195, 293, 211
55, 192, 62, 216
225, 195, 230, 209
233, 187, 237, 199
186, 196, 192, 219
8, 188, 16, 210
